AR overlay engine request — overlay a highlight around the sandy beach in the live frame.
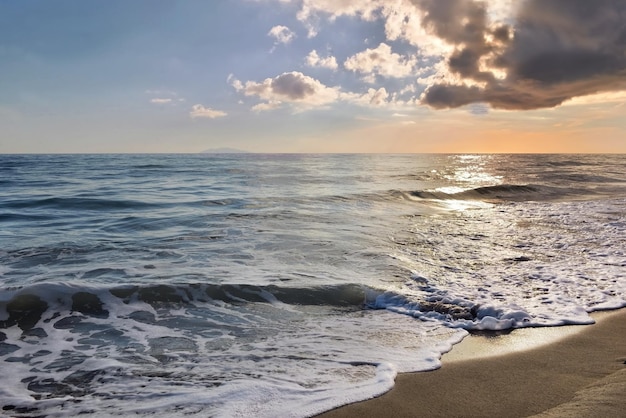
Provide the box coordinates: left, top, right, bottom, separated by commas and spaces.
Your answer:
318, 309, 626, 418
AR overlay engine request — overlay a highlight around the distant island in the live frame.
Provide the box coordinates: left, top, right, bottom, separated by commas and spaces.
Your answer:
201, 147, 250, 154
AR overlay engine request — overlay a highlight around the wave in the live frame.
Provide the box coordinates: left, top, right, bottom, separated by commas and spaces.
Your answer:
1, 281, 552, 333
0, 282, 472, 418
1, 195, 256, 214
407, 184, 586, 202
2, 197, 161, 211
0, 282, 374, 331
0, 213, 54, 222
552, 173, 625, 183
545, 159, 596, 167
132, 164, 171, 170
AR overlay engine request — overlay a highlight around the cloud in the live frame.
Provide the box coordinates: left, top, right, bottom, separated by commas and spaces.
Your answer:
416, 0, 626, 110
562, 91, 626, 106
296, 0, 384, 37
231, 71, 340, 110
146, 90, 185, 106
230, 71, 411, 110
292, 0, 452, 56
190, 104, 227, 119
284, 0, 625, 110
251, 101, 283, 112
305, 50, 338, 70
352, 87, 390, 106
297, 0, 383, 21
268, 25, 296, 44
338, 87, 392, 107
380, 1, 454, 57
344, 43, 417, 81
227, 74, 244, 91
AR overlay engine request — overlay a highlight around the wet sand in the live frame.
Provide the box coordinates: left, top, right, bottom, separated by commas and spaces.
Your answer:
317, 309, 626, 418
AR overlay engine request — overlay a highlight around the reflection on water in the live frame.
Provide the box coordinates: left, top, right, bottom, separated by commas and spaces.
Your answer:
442, 155, 504, 190
439, 199, 493, 211
435, 155, 503, 210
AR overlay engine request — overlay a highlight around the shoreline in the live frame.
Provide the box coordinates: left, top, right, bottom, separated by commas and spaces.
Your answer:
317, 309, 626, 418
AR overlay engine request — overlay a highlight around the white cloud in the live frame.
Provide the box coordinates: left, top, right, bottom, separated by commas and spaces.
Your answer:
380, 1, 452, 57
561, 91, 626, 107
227, 74, 244, 91
290, 0, 512, 57
231, 71, 340, 110
291, 0, 448, 57
297, 0, 384, 22
305, 50, 338, 70
268, 25, 296, 44
341, 86, 421, 108
251, 101, 283, 112
344, 43, 417, 80
231, 71, 408, 111
414, 60, 471, 89
146, 90, 185, 106
398, 84, 416, 95
190, 104, 227, 119
150, 98, 172, 104
296, 0, 385, 38
352, 87, 390, 107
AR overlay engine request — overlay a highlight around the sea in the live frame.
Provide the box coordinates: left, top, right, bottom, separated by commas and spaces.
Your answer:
1, 153, 625, 417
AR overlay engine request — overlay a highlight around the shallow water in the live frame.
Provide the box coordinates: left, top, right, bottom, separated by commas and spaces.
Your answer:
1, 154, 625, 416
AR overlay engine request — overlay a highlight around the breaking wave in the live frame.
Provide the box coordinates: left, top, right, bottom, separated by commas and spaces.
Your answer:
406, 184, 589, 202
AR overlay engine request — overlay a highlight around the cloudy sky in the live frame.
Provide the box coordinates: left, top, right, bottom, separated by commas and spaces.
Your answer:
1, 0, 625, 153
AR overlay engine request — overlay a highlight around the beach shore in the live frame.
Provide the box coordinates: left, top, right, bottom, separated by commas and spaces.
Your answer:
318, 309, 626, 418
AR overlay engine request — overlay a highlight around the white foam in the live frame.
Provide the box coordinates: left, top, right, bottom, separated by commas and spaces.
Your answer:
0, 285, 467, 417
384, 198, 626, 331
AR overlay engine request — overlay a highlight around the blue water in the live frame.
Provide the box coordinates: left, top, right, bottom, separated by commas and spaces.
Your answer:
1, 154, 625, 417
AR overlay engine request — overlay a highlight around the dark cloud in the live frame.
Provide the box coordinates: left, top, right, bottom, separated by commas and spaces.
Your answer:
421, 84, 483, 108
235, 72, 338, 109
417, 0, 626, 110
417, 0, 489, 47
416, 0, 502, 83
491, 25, 511, 43
271, 73, 316, 100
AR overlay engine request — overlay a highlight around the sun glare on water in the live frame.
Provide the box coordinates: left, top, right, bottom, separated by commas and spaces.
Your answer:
432, 155, 503, 210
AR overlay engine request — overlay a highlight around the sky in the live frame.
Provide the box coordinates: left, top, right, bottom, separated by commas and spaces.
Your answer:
1, 0, 625, 153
